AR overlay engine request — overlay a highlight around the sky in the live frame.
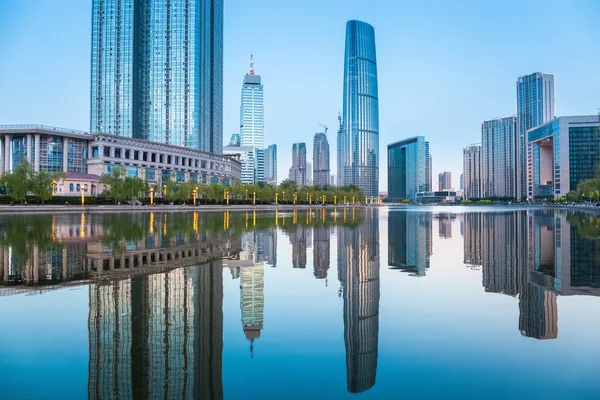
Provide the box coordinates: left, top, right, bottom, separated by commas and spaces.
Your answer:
0, 0, 599, 191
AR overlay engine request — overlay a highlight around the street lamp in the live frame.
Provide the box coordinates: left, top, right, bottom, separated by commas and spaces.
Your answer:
52, 180, 57, 196
150, 187, 155, 206
322, 195, 325, 206
245, 189, 248, 201
309, 194, 312, 206
334, 195, 337, 205
81, 187, 85, 207
293, 192, 297, 206
253, 191, 256, 206
275, 192, 279, 205
282, 191, 285, 203
163, 184, 167, 198
223, 188, 229, 206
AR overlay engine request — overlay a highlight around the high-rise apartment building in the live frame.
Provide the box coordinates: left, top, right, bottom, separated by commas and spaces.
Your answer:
463, 144, 482, 199
438, 171, 452, 190
516, 72, 555, 199
338, 20, 379, 197
313, 132, 330, 187
306, 162, 313, 186
387, 136, 430, 200
482, 117, 517, 198
90, 0, 223, 153
288, 143, 306, 187
264, 144, 277, 186
240, 56, 264, 149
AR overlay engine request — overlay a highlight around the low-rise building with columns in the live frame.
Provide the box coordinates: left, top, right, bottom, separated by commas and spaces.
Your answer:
0, 125, 241, 195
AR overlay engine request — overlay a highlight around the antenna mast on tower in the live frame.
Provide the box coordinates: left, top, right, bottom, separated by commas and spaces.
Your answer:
249, 54, 254, 76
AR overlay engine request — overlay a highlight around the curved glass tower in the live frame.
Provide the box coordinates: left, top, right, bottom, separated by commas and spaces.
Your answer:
338, 20, 379, 197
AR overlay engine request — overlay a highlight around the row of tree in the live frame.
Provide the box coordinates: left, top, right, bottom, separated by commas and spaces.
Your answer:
0, 161, 65, 204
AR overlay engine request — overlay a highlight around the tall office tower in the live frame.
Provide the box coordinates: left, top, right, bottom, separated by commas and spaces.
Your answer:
330, 175, 336, 187
438, 171, 452, 190
428, 154, 432, 191
388, 211, 433, 276
338, 211, 380, 393
387, 136, 430, 200
255, 148, 265, 183
240, 56, 264, 149
288, 143, 307, 187
516, 72, 555, 199
264, 144, 277, 185
313, 132, 330, 187
460, 174, 463, 190
463, 144, 482, 199
339, 20, 379, 197
90, 0, 224, 153
482, 117, 518, 198
306, 162, 313, 186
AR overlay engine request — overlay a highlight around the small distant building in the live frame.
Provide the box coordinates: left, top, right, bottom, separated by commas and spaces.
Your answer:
414, 190, 457, 204
438, 171, 452, 190
56, 173, 102, 196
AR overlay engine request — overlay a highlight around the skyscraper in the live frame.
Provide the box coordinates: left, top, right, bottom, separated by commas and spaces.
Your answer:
387, 136, 430, 200
240, 56, 264, 149
463, 144, 482, 199
438, 171, 452, 190
516, 73, 555, 199
481, 117, 517, 198
289, 143, 306, 187
339, 20, 379, 197
90, 0, 223, 153
264, 144, 277, 186
313, 132, 330, 187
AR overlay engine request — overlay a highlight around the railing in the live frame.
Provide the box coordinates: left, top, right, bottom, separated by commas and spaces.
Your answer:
0, 124, 90, 136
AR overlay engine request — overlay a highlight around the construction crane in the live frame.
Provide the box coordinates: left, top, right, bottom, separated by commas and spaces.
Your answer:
319, 123, 328, 134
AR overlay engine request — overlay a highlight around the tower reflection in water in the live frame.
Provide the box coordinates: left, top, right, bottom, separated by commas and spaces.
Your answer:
338, 209, 380, 394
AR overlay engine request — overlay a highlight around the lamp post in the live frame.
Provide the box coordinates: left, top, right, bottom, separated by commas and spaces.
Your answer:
352, 196, 355, 205
224, 188, 229, 206
282, 191, 285, 203
192, 188, 197, 206
52, 180, 57, 196
253, 191, 256, 206
150, 187, 154, 206
309, 194, 312, 206
334, 195, 337, 205
293, 192, 297, 206
275, 192, 278, 205
81, 187, 85, 207
306, 193, 309, 204
245, 189, 248, 201
163, 184, 167, 198
195, 186, 199, 206
322, 195, 325, 206
343, 196, 346, 205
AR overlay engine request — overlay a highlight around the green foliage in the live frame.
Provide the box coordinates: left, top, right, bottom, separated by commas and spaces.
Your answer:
479, 199, 492, 204
101, 168, 148, 204
459, 199, 472, 204
2, 160, 33, 203
401, 199, 412, 204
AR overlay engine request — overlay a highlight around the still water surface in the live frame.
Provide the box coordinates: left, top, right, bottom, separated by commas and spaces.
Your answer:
0, 207, 599, 399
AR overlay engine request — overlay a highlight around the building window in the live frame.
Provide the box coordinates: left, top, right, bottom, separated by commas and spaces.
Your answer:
92, 147, 99, 157
127, 166, 137, 178
114, 149, 121, 158
76, 184, 81, 191
145, 168, 156, 181
103, 147, 110, 157
176, 171, 185, 182
69, 183, 74, 192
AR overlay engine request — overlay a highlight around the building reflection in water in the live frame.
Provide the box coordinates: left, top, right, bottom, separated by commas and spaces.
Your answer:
338, 209, 380, 394
436, 213, 455, 239
388, 211, 432, 276
313, 225, 330, 281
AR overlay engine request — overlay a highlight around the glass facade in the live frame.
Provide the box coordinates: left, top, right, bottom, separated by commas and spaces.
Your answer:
482, 117, 517, 198
339, 20, 379, 197
264, 144, 277, 186
463, 144, 482, 199
387, 137, 430, 200
40, 136, 64, 173
516, 73, 555, 199
68, 139, 88, 174
569, 126, 600, 190
313, 132, 330, 187
91, 0, 223, 153
240, 60, 264, 149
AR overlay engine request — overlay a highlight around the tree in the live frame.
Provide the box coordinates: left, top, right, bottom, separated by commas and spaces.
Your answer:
31, 170, 65, 204
101, 168, 148, 204
3, 160, 33, 204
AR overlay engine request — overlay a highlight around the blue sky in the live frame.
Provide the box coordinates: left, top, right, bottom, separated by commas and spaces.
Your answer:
0, 0, 599, 190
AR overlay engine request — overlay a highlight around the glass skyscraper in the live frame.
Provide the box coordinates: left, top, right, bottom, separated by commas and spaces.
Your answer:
264, 144, 277, 186
289, 142, 306, 187
387, 136, 430, 200
482, 116, 517, 198
91, 0, 223, 153
313, 132, 330, 187
240, 56, 264, 149
516, 72, 555, 199
463, 144, 482, 199
338, 20, 379, 197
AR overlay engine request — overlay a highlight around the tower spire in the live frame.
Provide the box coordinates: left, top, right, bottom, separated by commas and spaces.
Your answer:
249, 54, 254, 76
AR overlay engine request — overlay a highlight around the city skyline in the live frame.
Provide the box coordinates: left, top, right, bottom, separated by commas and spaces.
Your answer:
1, 1, 600, 190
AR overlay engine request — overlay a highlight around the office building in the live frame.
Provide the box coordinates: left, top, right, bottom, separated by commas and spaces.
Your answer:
516, 73, 555, 199
313, 132, 330, 187
0, 125, 241, 194
482, 117, 517, 198
90, 0, 223, 153
264, 144, 277, 186
388, 211, 433, 276
240, 56, 264, 149
460, 174, 463, 190
289, 143, 307, 187
229, 133, 241, 147
463, 144, 482, 199
438, 171, 451, 190
387, 136, 431, 200
313, 226, 331, 279
338, 20, 379, 197
527, 115, 600, 199
330, 175, 336, 187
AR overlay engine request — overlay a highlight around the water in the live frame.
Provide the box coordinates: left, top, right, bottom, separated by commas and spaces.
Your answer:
0, 207, 599, 399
